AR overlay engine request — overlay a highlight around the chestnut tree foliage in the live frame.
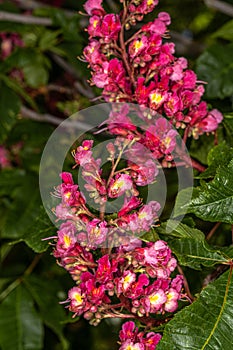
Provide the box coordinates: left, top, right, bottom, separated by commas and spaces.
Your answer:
1, 0, 233, 349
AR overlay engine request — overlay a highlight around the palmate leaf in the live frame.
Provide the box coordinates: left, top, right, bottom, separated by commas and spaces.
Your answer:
0, 284, 44, 350
158, 221, 230, 270
173, 159, 233, 224
157, 268, 233, 350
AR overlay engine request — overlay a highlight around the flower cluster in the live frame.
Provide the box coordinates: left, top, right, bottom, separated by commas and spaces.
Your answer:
55, 229, 183, 327
119, 321, 161, 350
104, 104, 178, 161
50, 135, 185, 347
83, 0, 222, 138
54, 137, 160, 249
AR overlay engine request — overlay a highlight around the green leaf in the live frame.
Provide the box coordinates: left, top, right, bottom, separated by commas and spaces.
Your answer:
20, 206, 56, 253
15, 48, 50, 88
1, 74, 37, 110
158, 221, 230, 269
23, 275, 69, 350
0, 171, 41, 239
39, 29, 61, 51
223, 113, 233, 146
0, 284, 44, 350
174, 159, 233, 223
189, 134, 215, 165
0, 82, 20, 143
212, 19, 233, 41
173, 187, 195, 218
157, 268, 233, 350
196, 43, 233, 99
198, 142, 233, 179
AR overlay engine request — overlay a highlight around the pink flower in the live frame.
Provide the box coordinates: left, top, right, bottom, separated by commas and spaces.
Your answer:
107, 105, 137, 136
119, 322, 161, 350
87, 16, 102, 37
73, 140, 94, 166
116, 271, 136, 294
196, 109, 223, 134
143, 332, 162, 349
55, 221, 77, 257
85, 278, 107, 304
119, 321, 138, 342
136, 0, 159, 15
128, 274, 149, 299
119, 340, 144, 350
130, 159, 159, 186
60, 172, 73, 185
86, 219, 108, 247
118, 196, 142, 217
84, 0, 105, 16
135, 78, 156, 105
146, 288, 167, 313
68, 287, 86, 315
158, 11, 171, 25
129, 36, 148, 59
101, 14, 121, 41
96, 255, 118, 283
144, 240, 171, 267
149, 89, 168, 110
108, 174, 133, 198
164, 92, 181, 116
164, 288, 180, 312
142, 18, 166, 35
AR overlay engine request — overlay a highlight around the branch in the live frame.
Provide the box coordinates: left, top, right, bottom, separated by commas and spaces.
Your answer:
20, 105, 64, 125
170, 31, 205, 56
206, 222, 221, 241
51, 53, 95, 99
0, 10, 52, 25
204, 0, 233, 17
20, 105, 92, 131
15, 0, 75, 18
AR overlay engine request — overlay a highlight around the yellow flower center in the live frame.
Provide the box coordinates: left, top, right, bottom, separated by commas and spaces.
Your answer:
163, 136, 171, 148
64, 192, 71, 200
166, 292, 173, 301
74, 292, 83, 305
123, 274, 133, 289
138, 211, 147, 219
134, 40, 144, 52
64, 235, 71, 248
93, 19, 99, 28
149, 294, 159, 305
150, 92, 164, 105
147, 0, 154, 5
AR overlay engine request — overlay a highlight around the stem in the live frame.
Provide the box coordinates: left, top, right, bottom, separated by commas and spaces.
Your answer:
206, 222, 221, 241
191, 158, 206, 172
119, 5, 136, 88
125, 29, 142, 46
182, 126, 190, 146
177, 264, 194, 302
